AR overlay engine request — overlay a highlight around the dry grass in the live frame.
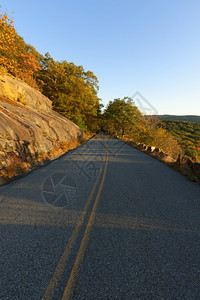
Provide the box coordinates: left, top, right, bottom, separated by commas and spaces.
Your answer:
0, 136, 88, 183
123, 138, 200, 184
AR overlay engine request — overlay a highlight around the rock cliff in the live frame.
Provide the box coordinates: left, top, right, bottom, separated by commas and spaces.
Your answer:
0, 73, 83, 181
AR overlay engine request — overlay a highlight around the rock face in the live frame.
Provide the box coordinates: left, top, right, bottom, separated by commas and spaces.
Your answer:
0, 73, 83, 179
0, 74, 52, 111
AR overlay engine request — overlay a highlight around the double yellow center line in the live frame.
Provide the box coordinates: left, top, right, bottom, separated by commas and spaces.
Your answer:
42, 143, 109, 300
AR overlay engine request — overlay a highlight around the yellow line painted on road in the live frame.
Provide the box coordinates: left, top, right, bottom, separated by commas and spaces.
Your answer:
62, 149, 109, 300
42, 151, 106, 300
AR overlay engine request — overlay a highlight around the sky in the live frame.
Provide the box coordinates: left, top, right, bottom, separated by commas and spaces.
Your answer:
1, 0, 200, 115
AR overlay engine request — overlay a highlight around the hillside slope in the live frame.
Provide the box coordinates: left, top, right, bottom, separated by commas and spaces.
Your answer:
159, 119, 200, 162
0, 73, 83, 181
157, 115, 200, 123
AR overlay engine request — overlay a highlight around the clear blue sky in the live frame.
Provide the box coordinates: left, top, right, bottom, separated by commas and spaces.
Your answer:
1, 0, 200, 115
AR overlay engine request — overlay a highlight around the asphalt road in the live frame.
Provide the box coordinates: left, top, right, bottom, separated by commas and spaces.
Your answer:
0, 134, 200, 299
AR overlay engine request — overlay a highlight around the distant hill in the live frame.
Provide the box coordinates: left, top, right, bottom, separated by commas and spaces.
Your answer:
157, 115, 200, 123
159, 118, 200, 162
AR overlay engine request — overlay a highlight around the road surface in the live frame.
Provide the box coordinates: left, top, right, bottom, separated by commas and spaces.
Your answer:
0, 134, 200, 299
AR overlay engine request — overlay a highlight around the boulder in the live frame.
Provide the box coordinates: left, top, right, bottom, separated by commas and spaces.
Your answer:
147, 146, 156, 152
130, 141, 138, 147
0, 74, 51, 111
153, 148, 160, 154
0, 73, 83, 178
137, 143, 146, 150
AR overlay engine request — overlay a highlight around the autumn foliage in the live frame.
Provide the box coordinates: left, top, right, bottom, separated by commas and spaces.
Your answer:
1, 9, 197, 164
0, 9, 101, 131
103, 98, 181, 159
37, 53, 101, 130
0, 10, 41, 88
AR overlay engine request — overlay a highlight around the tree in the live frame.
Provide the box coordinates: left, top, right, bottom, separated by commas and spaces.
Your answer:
0, 9, 101, 132
0, 9, 41, 87
103, 97, 142, 137
103, 98, 181, 158
37, 55, 101, 131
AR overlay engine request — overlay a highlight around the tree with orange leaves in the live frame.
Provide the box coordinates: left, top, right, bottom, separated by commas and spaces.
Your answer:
0, 9, 41, 87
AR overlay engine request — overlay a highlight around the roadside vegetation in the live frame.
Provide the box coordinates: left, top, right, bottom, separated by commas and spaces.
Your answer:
0, 9, 102, 132
159, 120, 200, 162
102, 97, 181, 159
0, 9, 199, 167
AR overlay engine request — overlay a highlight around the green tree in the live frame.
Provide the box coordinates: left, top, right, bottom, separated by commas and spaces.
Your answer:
0, 9, 101, 132
37, 54, 101, 131
103, 97, 142, 137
